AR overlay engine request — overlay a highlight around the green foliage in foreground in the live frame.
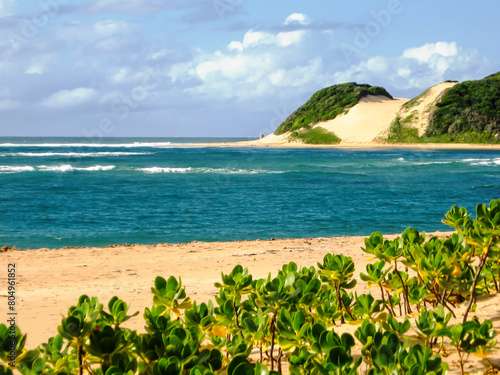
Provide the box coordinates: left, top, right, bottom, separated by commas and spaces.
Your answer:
289, 127, 341, 145
2, 199, 500, 375
275, 83, 393, 135
427, 72, 500, 138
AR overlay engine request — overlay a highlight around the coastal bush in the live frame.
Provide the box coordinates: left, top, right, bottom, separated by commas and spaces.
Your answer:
2, 199, 500, 375
384, 116, 421, 143
275, 83, 393, 135
289, 127, 341, 145
426, 72, 500, 139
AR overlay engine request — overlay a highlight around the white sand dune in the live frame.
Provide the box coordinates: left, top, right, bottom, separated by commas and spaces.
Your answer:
315, 95, 408, 143
395, 81, 458, 136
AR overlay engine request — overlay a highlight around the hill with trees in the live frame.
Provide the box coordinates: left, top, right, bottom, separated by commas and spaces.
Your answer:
273, 83, 393, 144
271, 73, 500, 145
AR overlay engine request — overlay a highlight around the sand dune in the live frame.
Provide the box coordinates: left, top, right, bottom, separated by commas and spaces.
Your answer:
393, 81, 458, 136
315, 95, 408, 143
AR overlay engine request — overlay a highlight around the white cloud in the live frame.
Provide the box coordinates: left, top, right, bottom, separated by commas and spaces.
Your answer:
284, 13, 311, 26
55, 19, 133, 50
276, 31, 306, 47
175, 35, 498, 102
334, 42, 498, 94
93, 20, 131, 36
403, 42, 458, 63
0, 99, 20, 110
87, 0, 159, 14
225, 14, 310, 53
0, 0, 15, 18
169, 14, 316, 99
147, 48, 169, 60
227, 41, 243, 52
25, 64, 44, 75
242, 31, 276, 48
40, 88, 98, 108
268, 58, 323, 87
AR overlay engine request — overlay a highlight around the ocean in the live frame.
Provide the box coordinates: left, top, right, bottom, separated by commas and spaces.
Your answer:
1, 137, 499, 250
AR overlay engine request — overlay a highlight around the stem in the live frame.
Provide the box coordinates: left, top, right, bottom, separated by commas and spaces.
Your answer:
233, 298, 243, 338
337, 285, 355, 321
379, 283, 395, 316
456, 344, 465, 375
277, 348, 283, 373
270, 312, 277, 371
419, 274, 456, 318
463, 248, 490, 323
394, 261, 412, 314
484, 274, 490, 293
491, 269, 499, 292
78, 341, 84, 375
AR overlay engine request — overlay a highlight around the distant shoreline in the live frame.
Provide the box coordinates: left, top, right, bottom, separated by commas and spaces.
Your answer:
182, 140, 500, 150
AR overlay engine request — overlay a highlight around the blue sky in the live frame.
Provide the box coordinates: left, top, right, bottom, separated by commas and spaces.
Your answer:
1, 0, 500, 138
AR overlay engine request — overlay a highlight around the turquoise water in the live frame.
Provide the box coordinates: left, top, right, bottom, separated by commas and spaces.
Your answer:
0, 137, 499, 249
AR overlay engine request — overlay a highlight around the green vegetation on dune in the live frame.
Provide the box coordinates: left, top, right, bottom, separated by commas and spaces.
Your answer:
384, 73, 500, 144
385, 115, 421, 143
401, 87, 432, 109
289, 126, 341, 145
274, 83, 393, 135
426, 72, 500, 138
2, 199, 500, 375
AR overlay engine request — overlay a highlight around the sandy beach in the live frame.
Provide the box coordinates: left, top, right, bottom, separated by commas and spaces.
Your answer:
1, 234, 429, 346
2, 232, 500, 374
188, 138, 500, 150
3, 235, 380, 348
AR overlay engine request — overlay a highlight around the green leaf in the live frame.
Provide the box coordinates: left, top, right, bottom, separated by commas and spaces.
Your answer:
32, 358, 45, 373
154, 277, 167, 292
329, 347, 350, 367
284, 273, 296, 289
227, 355, 250, 375
293, 311, 306, 332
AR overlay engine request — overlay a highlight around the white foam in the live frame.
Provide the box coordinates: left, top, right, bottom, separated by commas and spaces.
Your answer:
463, 157, 500, 166
37, 164, 116, 172
396, 157, 451, 166
412, 161, 452, 165
140, 167, 192, 173
0, 165, 35, 172
200, 168, 264, 174
0, 142, 172, 148
38, 165, 74, 172
6, 152, 150, 157
75, 165, 116, 171
137, 166, 283, 174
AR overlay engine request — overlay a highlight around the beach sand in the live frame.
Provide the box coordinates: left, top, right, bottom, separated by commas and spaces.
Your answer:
2, 233, 499, 374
